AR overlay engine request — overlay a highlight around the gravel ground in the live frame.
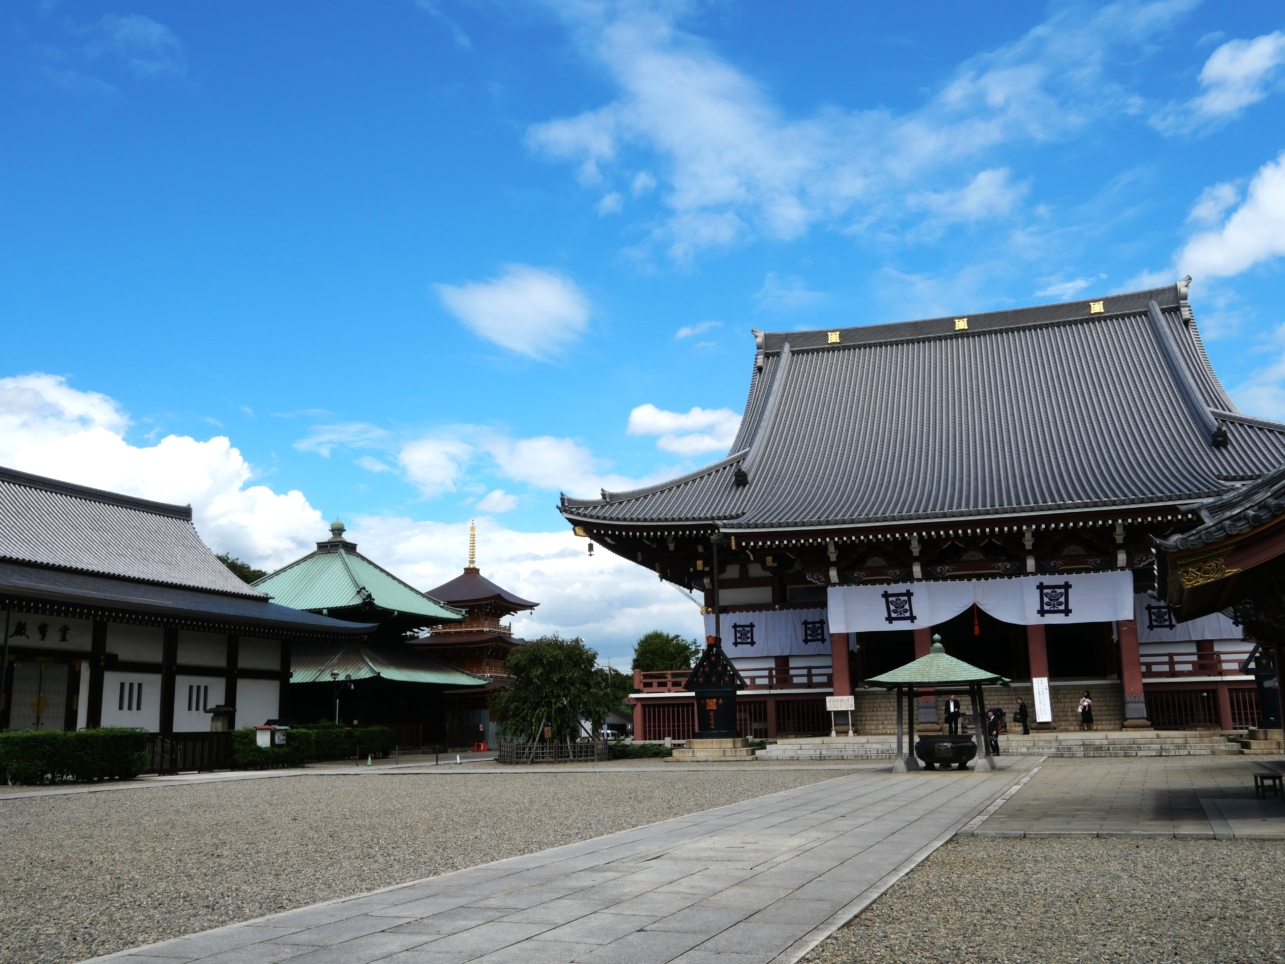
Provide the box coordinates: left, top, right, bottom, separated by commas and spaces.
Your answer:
807, 836, 1282, 964
0, 766, 853, 964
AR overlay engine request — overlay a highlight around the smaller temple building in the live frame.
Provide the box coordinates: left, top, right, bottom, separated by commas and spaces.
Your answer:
412, 523, 538, 746
0, 466, 368, 734
254, 520, 485, 746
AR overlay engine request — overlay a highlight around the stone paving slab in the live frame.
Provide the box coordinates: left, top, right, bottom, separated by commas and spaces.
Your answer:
84, 764, 1032, 964
962, 755, 1285, 839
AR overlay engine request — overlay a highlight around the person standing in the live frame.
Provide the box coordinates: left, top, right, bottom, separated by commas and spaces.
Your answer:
946, 694, 961, 735
1014, 697, 1030, 735
1078, 690, 1095, 731
986, 708, 1001, 755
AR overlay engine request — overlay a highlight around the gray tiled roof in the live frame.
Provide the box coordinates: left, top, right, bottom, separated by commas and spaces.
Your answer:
1155, 460, 1285, 553
0, 561, 375, 638
0, 466, 266, 598
561, 283, 1285, 531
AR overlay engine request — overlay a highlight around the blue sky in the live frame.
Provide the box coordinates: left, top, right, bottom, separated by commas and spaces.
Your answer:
3, 1, 1284, 658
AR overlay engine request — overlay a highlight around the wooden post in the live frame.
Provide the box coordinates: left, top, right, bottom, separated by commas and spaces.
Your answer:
892, 687, 906, 772
159, 628, 177, 735
913, 628, 938, 729
830, 633, 851, 696
766, 695, 778, 739
906, 686, 919, 770
226, 634, 239, 730
86, 620, 107, 729
1117, 619, 1150, 727
631, 699, 643, 741
278, 638, 291, 721
1215, 683, 1233, 732
1026, 624, 1051, 729
971, 683, 994, 772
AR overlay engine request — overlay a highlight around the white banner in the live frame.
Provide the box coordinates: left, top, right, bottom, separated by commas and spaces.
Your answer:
827, 571, 1134, 634
1134, 594, 1243, 643
826, 695, 855, 711
702, 608, 830, 656
1032, 676, 1053, 723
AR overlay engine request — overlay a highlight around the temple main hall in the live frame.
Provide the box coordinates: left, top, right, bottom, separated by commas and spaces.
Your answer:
559, 281, 1281, 740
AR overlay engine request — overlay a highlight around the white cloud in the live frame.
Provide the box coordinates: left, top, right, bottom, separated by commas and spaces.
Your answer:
349, 516, 700, 659
398, 437, 475, 497
1175, 149, 1285, 279
1187, 181, 1241, 226
294, 422, 388, 457
435, 264, 591, 358
356, 455, 393, 473
1154, 31, 1285, 134
0, 373, 698, 657
476, 488, 518, 513
1036, 273, 1107, 300
527, 0, 1194, 258
631, 171, 656, 196
627, 403, 741, 456
596, 192, 623, 215
675, 320, 721, 339
88, 14, 186, 79
1231, 325, 1285, 419
480, 433, 651, 497
0, 374, 323, 570
907, 168, 1029, 225
417, 0, 472, 49
755, 272, 824, 310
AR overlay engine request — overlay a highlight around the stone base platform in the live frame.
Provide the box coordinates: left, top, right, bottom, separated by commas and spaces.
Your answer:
670, 737, 757, 761
757, 731, 1243, 760
1239, 728, 1284, 755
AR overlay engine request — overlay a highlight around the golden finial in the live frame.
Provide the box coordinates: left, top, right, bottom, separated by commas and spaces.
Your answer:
468, 519, 476, 569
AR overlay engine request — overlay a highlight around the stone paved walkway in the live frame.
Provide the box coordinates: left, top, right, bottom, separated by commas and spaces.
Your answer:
964, 756, 1285, 837
88, 763, 1031, 964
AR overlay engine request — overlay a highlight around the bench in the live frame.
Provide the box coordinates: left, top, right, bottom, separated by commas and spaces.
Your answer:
1254, 772, 1283, 800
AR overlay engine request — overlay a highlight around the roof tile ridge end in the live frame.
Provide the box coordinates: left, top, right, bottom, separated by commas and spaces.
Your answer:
741, 341, 792, 473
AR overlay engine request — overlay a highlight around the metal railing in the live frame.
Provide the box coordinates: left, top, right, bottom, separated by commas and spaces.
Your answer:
635, 667, 832, 693
146, 732, 234, 774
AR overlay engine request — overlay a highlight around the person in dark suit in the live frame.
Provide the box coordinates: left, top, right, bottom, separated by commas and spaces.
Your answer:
946, 694, 961, 735
1013, 697, 1030, 735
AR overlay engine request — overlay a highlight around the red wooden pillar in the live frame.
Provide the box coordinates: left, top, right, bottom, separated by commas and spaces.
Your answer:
830, 632, 851, 696
1117, 619, 1150, 727
1215, 683, 1233, 732
766, 695, 778, 739
913, 627, 933, 657
631, 699, 644, 740
911, 627, 939, 727
1027, 624, 1049, 679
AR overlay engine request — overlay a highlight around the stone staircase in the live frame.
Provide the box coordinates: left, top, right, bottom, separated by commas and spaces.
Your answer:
1238, 729, 1285, 755
756, 730, 1243, 760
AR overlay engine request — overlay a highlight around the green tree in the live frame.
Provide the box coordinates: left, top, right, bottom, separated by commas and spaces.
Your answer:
491, 636, 629, 742
632, 631, 701, 671
216, 552, 268, 583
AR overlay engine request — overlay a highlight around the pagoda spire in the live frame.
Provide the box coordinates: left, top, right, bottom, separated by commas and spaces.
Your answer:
468, 519, 476, 570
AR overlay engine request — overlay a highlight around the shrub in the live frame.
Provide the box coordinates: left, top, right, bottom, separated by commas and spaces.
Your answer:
0, 728, 148, 784
607, 741, 672, 759
352, 726, 394, 758
231, 727, 310, 769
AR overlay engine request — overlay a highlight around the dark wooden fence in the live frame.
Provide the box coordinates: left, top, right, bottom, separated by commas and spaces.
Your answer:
497, 740, 608, 764
146, 732, 234, 774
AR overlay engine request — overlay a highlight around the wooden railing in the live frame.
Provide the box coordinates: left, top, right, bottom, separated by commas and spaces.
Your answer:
1140, 649, 1253, 678
146, 732, 233, 774
635, 667, 832, 693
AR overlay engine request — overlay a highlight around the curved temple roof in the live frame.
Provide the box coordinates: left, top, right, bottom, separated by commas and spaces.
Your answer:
427, 567, 537, 611
254, 523, 461, 625
561, 283, 1285, 532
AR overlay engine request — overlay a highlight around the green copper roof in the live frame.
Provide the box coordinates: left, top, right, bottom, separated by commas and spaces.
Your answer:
865, 640, 1009, 688
253, 525, 462, 626
291, 639, 485, 686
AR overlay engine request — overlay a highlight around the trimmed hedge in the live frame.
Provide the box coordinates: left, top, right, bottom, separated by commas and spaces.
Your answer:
231, 724, 396, 769
607, 741, 672, 759
0, 728, 149, 784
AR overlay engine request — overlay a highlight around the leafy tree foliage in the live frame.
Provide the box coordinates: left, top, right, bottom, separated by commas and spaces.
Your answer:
491, 636, 632, 742
632, 630, 701, 671
216, 552, 268, 584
